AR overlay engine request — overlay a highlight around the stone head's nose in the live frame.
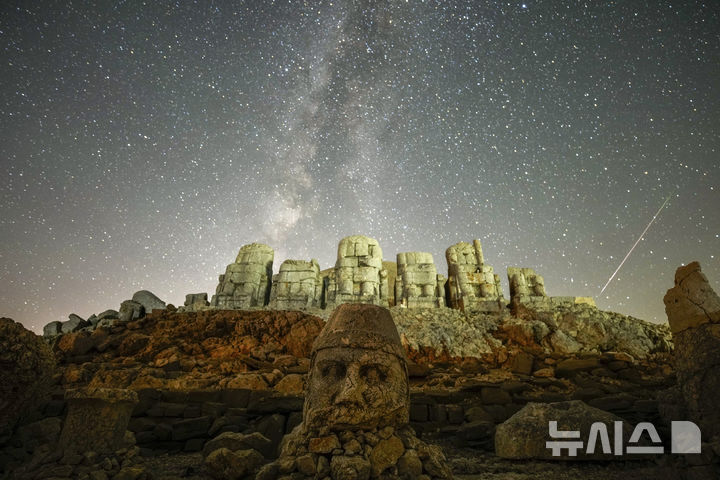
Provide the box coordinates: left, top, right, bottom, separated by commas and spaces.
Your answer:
333, 367, 365, 405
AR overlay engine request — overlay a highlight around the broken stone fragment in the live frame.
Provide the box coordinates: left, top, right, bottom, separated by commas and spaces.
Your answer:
131, 290, 166, 312
118, 300, 144, 322
664, 261, 720, 442
59, 387, 138, 454
664, 261, 720, 334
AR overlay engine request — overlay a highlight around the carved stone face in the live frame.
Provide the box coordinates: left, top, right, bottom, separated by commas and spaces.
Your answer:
304, 346, 408, 432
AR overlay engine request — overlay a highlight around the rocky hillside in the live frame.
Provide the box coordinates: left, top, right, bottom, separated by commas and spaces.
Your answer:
47, 302, 671, 393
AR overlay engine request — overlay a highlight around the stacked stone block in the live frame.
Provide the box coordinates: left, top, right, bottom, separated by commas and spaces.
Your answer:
395, 252, 446, 308
446, 239, 504, 312
324, 235, 389, 309
507, 267, 546, 301
269, 259, 323, 310
210, 243, 274, 309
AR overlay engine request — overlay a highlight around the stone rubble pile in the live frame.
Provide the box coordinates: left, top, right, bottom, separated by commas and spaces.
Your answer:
9, 387, 147, 480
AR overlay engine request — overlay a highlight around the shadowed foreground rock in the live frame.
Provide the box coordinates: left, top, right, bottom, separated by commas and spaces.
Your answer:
664, 261, 720, 479
59, 387, 139, 454
0, 318, 56, 442
664, 262, 720, 439
495, 400, 631, 461
257, 303, 452, 480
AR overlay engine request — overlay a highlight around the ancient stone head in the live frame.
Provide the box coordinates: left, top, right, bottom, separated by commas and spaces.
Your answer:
303, 303, 409, 433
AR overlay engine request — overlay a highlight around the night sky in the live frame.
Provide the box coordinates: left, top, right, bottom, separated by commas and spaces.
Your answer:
2, 1, 718, 334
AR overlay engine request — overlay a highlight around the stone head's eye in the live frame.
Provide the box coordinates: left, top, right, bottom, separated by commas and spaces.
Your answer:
321, 362, 346, 379
360, 365, 386, 383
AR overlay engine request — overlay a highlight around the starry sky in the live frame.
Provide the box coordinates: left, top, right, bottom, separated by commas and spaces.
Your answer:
2, 1, 718, 334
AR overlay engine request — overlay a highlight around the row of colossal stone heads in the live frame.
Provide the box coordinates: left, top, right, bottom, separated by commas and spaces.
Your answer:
205, 235, 552, 313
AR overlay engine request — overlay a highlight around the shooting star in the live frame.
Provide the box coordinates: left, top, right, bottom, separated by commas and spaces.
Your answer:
600, 194, 673, 295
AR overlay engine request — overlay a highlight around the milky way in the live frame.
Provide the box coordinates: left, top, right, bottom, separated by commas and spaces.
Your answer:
2, 1, 718, 333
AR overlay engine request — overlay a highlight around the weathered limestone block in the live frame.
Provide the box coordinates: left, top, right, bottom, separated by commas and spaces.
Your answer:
324, 235, 389, 309
508, 267, 546, 300
269, 259, 323, 309
664, 262, 720, 440
131, 290, 166, 312
446, 239, 504, 312
185, 292, 209, 308
119, 300, 144, 322
495, 401, 632, 460
256, 304, 453, 479
211, 243, 274, 309
59, 387, 138, 454
395, 252, 446, 308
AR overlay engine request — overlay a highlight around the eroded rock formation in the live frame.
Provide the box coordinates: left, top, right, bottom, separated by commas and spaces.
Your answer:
212, 243, 274, 309
664, 262, 720, 442
258, 304, 452, 479
495, 400, 632, 460
269, 259, 323, 310
446, 240, 504, 312
0, 318, 56, 442
324, 235, 389, 310
508, 267, 546, 301
395, 252, 446, 308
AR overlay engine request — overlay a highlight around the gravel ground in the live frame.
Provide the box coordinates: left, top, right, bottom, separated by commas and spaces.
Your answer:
134, 442, 676, 480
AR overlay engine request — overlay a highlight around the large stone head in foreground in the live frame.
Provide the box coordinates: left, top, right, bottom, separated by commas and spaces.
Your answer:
259, 304, 452, 479
304, 303, 409, 433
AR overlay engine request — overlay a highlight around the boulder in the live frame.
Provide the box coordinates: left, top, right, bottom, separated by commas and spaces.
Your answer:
132, 290, 166, 312
96, 309, 119, 321
664, 262, 720, 440
495, 400, 631, 460
43, 321, 63, 337
185, 292, 209, 307
56, 331, 95, 356
119, 300, 145, 322
664, 262, 720, 334
0, 318, 56, 441
203, 431, 272, 459
62, 313, 88, 333
15, 416, 62, 451
204, 447, 264, 480
59, 387, 138, 454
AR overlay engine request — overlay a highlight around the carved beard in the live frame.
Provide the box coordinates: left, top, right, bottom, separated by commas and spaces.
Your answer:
304, 347, 409, 432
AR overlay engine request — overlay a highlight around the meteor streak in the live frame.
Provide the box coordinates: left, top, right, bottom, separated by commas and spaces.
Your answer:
600, 194, 673, 295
